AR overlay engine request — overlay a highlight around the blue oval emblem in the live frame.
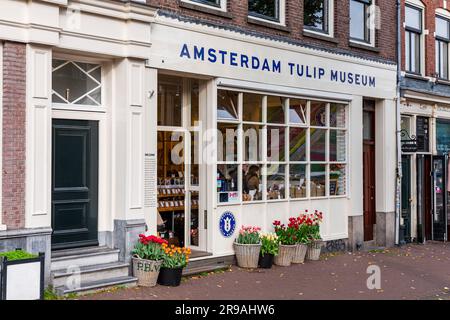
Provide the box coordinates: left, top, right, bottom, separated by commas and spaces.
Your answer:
219, 211, 236, 238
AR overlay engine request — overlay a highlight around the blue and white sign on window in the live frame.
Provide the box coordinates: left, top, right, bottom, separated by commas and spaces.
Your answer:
219, 211, 236, 238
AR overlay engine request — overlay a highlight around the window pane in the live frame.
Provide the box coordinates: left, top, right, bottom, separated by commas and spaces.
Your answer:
157, 75, 182, 126
289, 164, 307, 199
413, 32, 421, 73
191, 0, 221, 7
311, 164, 326, 197
243, 93, 263, 122
157, 131, 184, 185
52, 60, 102, 106
248, 0, 279, 21
310, 128, 326, 161
310, 101, 327, 126
243, 124, 263, 161
330, 164, 346, 196
350, 0, 366, 41
268, 126, 286, 162
330, 130, 346, 162
191, 80, 199, 126
217, 90, 239, 120
243, 164, 263, 201
190, 131, 199, 186
304, 0, 328, 32
363, 111, 374, 140
217, 123, 238, 162
330, 103, 346, 128
267, 96, 285, 124
289, 99, 307, 124
436, 16, 449, 39
267, 164, 286, 200
405, 5, 421, 30
217, 164, 239, 203
405, 32, 411, 71
289, 128, 307, 161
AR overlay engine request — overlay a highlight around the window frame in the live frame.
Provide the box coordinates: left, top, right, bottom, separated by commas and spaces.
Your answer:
349, 0, 375, 46
51, 56, 106, 112
181, 0, 227, 12
303, 0, 334, 37
436, 15, 450, 80
216, 89, 349, 205
404, 3, 424, 76
248, 0, 286, 26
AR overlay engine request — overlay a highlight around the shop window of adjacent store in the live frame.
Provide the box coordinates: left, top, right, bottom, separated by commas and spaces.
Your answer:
349, 0, 373, 44
304, 0, 333, 36
52, 59, 102, 107
416, 116, 429, 152
248, 0, 285, 24
437, 119, 450, 154
436, 16, 450, 80
216, 92, 348, 204
405, 4, 423, 75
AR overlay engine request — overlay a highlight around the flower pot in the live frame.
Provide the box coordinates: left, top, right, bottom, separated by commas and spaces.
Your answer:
132, 256, 163, 287
157, 267, 183, 287
258, 253, 274, 269
233, 242, 261, 268
292, 243, 308, 264
274, 244, 296, 267
306, 240, 324, 261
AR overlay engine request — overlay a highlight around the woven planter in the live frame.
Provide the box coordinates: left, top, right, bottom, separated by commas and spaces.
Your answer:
132, 256, 163, 287
292, 243, 308, 264
233, 242, 261, 269
306, 240, 324, 261
274, 244, 296, 267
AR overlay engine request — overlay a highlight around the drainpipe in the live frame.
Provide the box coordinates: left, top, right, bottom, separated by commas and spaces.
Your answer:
394, 0, 402, 246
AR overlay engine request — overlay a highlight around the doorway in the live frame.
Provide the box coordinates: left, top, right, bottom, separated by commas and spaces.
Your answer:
51, 119, 99, 249
417, 155, 432, 242
156, 75, 207, 254
432, 156, 448, 241
400, 155, 412, 243
363, 101, 376, 241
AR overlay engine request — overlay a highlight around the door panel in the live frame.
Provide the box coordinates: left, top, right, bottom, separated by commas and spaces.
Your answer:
363, 106, 376, 242
432, 156, 448, 241
417, 155, 432, 242
52, 119, 99, 249
401, 156, 411, 243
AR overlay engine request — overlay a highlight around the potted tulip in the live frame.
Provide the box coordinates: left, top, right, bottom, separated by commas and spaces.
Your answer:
258, 233, 279, 269
305, 210, 324, 261
132, 234, 167, 287
234, 226, 261, 268
157, 244, 191, 287
292, 216, 310, 264
273, 220, 297, 267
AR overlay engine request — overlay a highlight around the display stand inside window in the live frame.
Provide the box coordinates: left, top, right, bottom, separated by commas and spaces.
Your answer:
157, 131, 199, 247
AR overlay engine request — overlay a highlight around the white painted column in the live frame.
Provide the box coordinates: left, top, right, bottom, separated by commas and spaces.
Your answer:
25, 44, 52, 229
349, 95, 363, 217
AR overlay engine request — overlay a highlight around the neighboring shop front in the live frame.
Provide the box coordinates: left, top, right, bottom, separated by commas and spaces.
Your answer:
146, 13, 398, 257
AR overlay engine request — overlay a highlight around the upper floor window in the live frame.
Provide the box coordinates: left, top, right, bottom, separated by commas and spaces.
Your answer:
349, 0, 372, 44
186, 0, 223, 8
52, 59, 102, 107
304, 0, 331, 34
405, 5, 422, 74
436, 16, 450, 79
248, 0, 280, 22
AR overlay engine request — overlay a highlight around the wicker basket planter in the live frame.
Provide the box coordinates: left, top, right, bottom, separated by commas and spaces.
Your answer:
132, 256, 163, 287
292, 243, 308, 264
233, 242, 261, 268
306, 240, 324, 261
274, 244, 296, 267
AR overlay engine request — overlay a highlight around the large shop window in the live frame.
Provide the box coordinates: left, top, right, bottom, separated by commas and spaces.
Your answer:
248, 0, 281, 22
217, 91, 348, 204
405, 5, 422, 74
349, 0, 372, 44
304, 0, 330, 34
436, 16, 450, 80
436, 119, 450, 155
52, 59, 102, 106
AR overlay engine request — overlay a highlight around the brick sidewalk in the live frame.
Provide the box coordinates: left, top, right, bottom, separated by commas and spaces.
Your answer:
79, 242, 450, 300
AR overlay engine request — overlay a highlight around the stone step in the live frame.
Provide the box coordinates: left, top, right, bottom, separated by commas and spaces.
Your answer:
51, 246, 120, 271
183, 255, 235, 276
51, 261, 131, 288
55, 276, 137, 296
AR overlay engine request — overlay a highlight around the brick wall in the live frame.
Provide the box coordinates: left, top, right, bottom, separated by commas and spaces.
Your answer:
401, 0, 447, 75
146, 0, 397, 62
2, 41, 26, 229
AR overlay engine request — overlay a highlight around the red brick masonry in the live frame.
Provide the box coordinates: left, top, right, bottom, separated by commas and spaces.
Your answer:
2, 41, 26, 229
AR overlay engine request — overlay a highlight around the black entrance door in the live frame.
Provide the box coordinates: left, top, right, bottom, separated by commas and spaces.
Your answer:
432, 156, 448, 241
52, 119, 99, 249
401, 156, 412, 244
